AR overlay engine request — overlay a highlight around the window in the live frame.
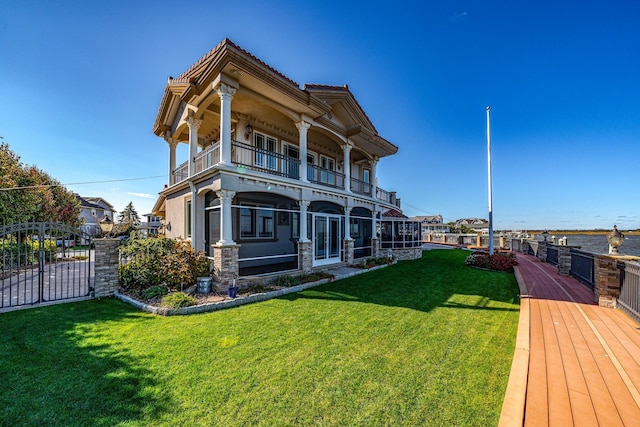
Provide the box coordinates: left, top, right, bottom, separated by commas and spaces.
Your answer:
282, 142, 300, 179
320, 155, 335, 185
363, 169, 370, 184
254, 132, 278, 171
239, 204, 274, 239
185, 199, 192, 239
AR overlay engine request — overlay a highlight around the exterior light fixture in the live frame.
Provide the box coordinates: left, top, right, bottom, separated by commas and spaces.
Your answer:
245, 124, 253, 140
542, 229, 549, 242
607, 225, 624, 255
99, 215, 114, 238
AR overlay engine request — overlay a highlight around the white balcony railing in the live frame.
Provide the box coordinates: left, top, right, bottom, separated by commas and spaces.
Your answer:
170, 140, 399, 207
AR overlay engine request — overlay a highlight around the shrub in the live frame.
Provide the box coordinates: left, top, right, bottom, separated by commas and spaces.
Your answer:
272, 274, 299, 288
118, 237, 210, 293
142, 285, 168, 300
298, 271, 334, 283
118, 237, 175, 292
160, 292, 197, 309
465, 251, 518, 272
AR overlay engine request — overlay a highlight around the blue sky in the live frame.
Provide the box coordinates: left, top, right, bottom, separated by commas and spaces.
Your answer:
1, 1, 639, 230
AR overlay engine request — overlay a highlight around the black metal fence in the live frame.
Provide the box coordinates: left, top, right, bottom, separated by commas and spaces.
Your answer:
546, 246, 559, 266
1, 221, 93, 310
569, 249, 594, 289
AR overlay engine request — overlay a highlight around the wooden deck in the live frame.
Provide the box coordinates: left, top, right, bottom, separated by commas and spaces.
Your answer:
500, 253, 640, 426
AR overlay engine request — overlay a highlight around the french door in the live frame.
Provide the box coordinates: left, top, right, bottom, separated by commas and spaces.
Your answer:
313, 213, 341, 266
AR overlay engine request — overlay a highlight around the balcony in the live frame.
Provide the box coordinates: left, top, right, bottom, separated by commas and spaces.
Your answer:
170, 140, 400, 207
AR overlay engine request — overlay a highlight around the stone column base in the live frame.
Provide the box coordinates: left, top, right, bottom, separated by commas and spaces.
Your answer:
344, 239, 354, 264
298, 240, 313, 273
94, 238, 121, 298
371, 238, 380, 259
212, 244, 240, 285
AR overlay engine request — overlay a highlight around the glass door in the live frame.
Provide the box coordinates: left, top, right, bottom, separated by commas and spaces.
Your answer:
313, 213, 342, 266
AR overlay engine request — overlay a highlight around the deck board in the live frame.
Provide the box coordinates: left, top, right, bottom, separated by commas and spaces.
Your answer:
501, 253, 640, 426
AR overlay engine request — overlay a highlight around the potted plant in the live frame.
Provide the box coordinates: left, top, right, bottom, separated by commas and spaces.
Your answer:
193, 252, 212, 294
228, 274, 239, 298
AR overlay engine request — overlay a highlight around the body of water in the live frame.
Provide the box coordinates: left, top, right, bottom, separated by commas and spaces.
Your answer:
535, 234, 640, 257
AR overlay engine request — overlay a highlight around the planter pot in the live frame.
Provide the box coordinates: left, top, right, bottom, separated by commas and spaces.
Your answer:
228, 285, 239, 299
196, 277, 212, 294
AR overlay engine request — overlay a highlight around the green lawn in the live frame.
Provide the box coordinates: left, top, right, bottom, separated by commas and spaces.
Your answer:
0, 249, 520, 426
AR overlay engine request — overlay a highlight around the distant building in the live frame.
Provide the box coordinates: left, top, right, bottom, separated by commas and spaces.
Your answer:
455, 218, 489, 234
410, 215, 450, 237
76, 195, 116, 236
137, 214, 163, 237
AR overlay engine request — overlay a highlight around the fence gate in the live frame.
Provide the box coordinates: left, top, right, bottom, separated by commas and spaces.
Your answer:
1, 221, 93, 311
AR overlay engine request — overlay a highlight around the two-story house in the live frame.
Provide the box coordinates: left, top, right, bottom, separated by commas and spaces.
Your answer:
76, 194, 115, 237
151, 39, 420, 283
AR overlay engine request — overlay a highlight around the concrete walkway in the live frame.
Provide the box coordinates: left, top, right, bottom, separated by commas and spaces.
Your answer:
500, 253, 640, 426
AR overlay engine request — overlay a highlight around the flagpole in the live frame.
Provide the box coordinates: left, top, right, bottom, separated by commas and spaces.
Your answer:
487, 106, 494, 255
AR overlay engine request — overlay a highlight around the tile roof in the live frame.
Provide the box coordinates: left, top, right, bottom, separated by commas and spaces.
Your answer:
382, 208, 408, 219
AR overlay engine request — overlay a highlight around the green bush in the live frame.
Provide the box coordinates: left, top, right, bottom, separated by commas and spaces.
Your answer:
142, 285, 168, 300
160, 292, 197, 309
118, 237, 177, 292
465, 251, 518, 272
272, 274, 299, 287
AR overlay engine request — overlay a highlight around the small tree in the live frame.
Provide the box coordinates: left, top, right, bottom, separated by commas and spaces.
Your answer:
115, 202, 141, 236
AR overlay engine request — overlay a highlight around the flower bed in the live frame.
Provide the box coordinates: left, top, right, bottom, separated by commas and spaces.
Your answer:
465, 250, 518, 272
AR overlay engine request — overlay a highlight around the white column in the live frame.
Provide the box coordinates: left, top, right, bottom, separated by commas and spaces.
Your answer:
295, 121, 311, 182
186, 116, 202, 177
216, 83, 236, 165
299, 200, 310, 242
189, 183, 198, 249
342, 143, 352, 192
371, 157, 379, 200
165, 135, 177, 185
216, 190, 236, 245
345, 206, 352, 240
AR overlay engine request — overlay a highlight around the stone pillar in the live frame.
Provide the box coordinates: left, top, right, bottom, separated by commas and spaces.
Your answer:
299, 200, 310, 242
342, 143, 352, 192
371, 237, 380, 258
215, 82, 237, 166
212, 244, 239, 286
476, 233, 482, 248
186, 115, 202, 177
165, 134, 177, 185
94, 238, 121, 298
594, 255, 623, 307
216, 190, 236, 245
296, 121, 310, 182
537, 241, 547, 262
522, 240, 530, 254
344, 239, 354, 264
298, 240, 313, 273
557, 246, 571, 276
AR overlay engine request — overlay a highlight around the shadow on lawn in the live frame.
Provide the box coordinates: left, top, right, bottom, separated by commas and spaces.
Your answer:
0, 299, 172, 426
281, 249, 520, 313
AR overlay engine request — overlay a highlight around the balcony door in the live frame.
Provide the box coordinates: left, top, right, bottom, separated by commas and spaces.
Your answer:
313, 213, 341, 266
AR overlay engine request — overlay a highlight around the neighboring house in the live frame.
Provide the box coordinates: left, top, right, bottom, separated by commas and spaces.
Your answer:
151, 38, 420, 281
411, 215, 450, 238
76, 194, 116, 236
455, 218, 489, 234
137, 214, 163, 237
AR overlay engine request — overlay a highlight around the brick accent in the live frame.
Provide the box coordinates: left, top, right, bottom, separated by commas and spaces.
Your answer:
537, 241, 547, 262
212, 244, 239, 286
94, 238, 121, 298
298, 241, 313, 273
390, 247, 422, 261
344, 239, 354, 264
594, 255, 621, 308
371, 238, 380, 258
557, 246, 571, 276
